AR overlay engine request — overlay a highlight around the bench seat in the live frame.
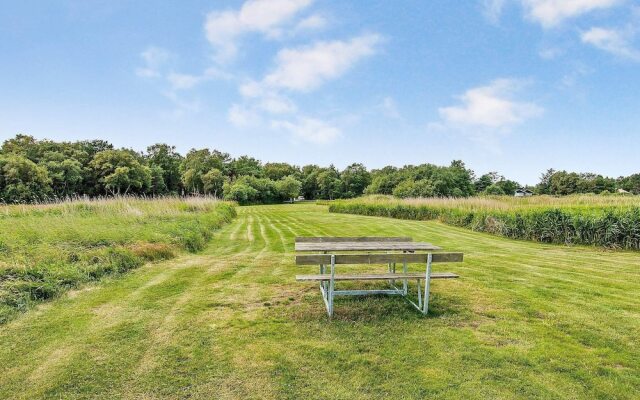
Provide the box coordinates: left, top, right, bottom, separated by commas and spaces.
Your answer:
296, 272, 459, 281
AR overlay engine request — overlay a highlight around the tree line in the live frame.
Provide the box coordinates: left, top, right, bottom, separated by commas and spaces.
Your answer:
0, 134, 637, 204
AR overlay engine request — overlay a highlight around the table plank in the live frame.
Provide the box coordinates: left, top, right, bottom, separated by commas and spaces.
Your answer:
294, 241, 441, 252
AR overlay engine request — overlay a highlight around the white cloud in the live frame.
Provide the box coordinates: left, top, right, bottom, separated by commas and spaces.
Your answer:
167, 73, 202, 90
167, 68, 232, 91
482, 0, 507, 23
438, 79, 543, 129
581, 27, 640, 60
263, 33, 382, 92
272, 117, 341, 144
295, 14, 327, 31
205, 0, 313, 63
228, 104, 261, 127
259, 95, 297, 114
135, 47, 172, 78
522, 0, 621, 27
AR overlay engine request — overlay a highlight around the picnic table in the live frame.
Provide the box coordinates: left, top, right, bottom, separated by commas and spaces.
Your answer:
295, 237, 463, 317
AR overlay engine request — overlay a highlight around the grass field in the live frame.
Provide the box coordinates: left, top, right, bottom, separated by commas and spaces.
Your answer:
0, 197, 236, 323
1, 203, 639, 399
329, 195, 640, 250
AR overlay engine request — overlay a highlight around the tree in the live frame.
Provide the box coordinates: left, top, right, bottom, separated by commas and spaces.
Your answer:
146, 144, 183, 193
202, 169, 225, 197
41, 152, 83, 197
316, 167, 342, 200
618, 174, 640, 194
89, 150, 151, 195
148, 165, 167, 195
223, 181, 258, 205
341, 163, 371, 198
180, 148, 230, 193
493, 179, 519, 196
230, 156, 263, 179
264, 162, 299, 181
392, 179, 434, 198
275, 175, 302, 202
536, 168, 555, 194
300, 165, 321, 199
0, 155, 51, 202
484, 184, 506, 195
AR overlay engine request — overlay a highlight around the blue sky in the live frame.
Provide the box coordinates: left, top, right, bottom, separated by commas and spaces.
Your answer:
1, 0, 639, 184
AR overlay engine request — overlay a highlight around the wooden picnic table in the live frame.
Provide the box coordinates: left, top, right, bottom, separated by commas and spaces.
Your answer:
294, 241, 441, 252
294, 237, 462, 317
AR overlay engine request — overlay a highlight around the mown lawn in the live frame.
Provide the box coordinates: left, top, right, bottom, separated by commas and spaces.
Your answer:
1, 204, 639, 399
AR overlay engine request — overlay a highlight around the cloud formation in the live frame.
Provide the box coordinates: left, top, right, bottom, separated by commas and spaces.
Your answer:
272, 117, 341, 144
205, 0, 314, 63
484, 0, 622, 27
522, 0, 621, 27
438, 79, 543, 129
262, 34, 382, 92
135, 47, 172, 78
581, 26, 640, 61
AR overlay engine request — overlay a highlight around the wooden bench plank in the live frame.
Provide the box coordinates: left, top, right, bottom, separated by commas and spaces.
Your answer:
296, 252, 463, 265
295, 242, 440, 252
295, 236, 412, 243
296, 272, 459, 281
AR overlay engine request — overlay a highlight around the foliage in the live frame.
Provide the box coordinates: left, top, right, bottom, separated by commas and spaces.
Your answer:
202, 168, 225, 197
89, 150, 151, 195
0, 196, 236, 323
329, 195, 640, 250
0, 155, 51, 202
1, 134, 638, 203
275, 175, 302, 201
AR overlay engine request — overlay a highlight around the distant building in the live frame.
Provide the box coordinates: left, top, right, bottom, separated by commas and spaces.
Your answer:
514, 188, 534, 197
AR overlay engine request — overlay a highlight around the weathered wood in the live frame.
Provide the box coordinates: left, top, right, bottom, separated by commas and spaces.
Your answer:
295, 236, 412, 243
295, 252, 463, 265
295, 242, 440, 252
296, 272, 459, 281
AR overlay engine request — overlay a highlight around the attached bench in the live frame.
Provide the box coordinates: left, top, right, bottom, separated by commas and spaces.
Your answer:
296, 252, 463, 317
295, 236, 413, 243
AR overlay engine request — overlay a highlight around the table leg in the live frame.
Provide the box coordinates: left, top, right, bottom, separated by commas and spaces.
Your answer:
423, 253, 432, 315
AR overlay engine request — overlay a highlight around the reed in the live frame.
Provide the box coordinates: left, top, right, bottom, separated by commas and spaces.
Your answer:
329, 195, 640, 250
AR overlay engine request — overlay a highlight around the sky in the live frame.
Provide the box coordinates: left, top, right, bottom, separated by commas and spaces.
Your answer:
1, 0, 639, 184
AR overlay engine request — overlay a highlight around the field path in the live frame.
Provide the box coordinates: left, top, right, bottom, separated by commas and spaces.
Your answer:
1, 204, 639, 399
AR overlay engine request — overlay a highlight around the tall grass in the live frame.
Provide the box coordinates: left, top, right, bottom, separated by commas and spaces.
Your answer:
0, 196, 236, 323
329, 195, 640, 250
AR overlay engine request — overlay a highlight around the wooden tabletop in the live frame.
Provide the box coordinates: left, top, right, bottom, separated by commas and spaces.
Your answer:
294, 241, 441, 252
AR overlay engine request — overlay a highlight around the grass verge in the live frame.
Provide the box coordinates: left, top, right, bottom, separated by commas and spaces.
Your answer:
0, 196, 236, 323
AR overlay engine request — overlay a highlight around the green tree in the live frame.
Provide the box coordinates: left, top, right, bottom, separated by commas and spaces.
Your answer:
316, 167, 342, 200
42, 152, 84, 197
230, 156, 263, 179
146, 144, 183, 193
484, 184, 506, 195
202, 169, 225, 197
0, 155, 51, 202
89, 150, 151, 195
181, 149, 230, 193
148, 165, 167, 195
264, 162, 299, 181
341, 163, 371, 198
275, 175, 302, 202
